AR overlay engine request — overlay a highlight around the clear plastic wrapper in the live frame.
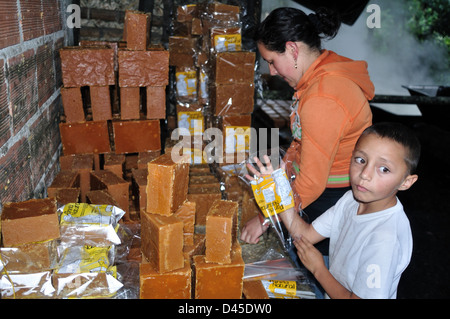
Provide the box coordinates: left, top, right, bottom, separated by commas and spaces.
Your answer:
58, 203, 125, 246
53, 270, 123, 299
1, 271, 55, 299
0, 240, 58, 274
55, 245, 115, 274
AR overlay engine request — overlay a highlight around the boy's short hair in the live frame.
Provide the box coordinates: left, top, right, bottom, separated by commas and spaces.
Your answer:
359, 122, 421, 174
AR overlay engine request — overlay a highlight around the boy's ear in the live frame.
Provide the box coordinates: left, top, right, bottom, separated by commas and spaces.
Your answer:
398, 174, 418, 191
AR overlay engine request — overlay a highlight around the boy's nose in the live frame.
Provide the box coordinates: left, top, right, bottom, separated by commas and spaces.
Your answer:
360, 166, 372, 181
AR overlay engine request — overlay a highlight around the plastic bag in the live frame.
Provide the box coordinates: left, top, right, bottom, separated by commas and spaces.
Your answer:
0, 271, 55, 299
58, 203, 125, 246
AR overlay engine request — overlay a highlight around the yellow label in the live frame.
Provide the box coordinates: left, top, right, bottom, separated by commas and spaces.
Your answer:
176, 70, 197, 96
266, 280, 297, 298
177, 111, 204, 136
59, 203, 114, 226
214, 34, 242, 52
225, 126, 251, 153
251, 169, 294, 217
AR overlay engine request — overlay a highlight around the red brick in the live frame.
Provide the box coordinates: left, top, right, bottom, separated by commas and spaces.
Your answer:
146, 86, 166, 119
8, 49, 38, 134
0, 138, 34, 203
119, 87, 140, 120
59, 121, 111, 155
118, 49, 169, 87
124, 10, 150, 51
42, 0, 62, 35
61, 87, 85, 123
37, 42, 56, 107
112, 119, 161, 154
90, 86, 112, 121
20, 0, 44, 41
0, 2, 20, 49
60, 46, 115, 87
0, 59, 10, 148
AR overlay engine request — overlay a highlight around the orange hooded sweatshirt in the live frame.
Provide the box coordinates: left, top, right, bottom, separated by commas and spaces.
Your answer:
284, 50, 375, 209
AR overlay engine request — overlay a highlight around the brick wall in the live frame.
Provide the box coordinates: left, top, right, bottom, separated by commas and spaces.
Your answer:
0, 0, 74, 212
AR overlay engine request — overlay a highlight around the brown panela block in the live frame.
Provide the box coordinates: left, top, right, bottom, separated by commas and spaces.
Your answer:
59, 154, 94, 202
112, 119, 161, 154
59, 121, 111, 155
213, 51, 255, 85
119, 87, 140, 120
60, 46, 115, 87
206, 2, 240, 22
187, 190, 222, 226
141, 212, 184, 273
90, 170, 129, 215
104, 153, 125, 178
242, 280, 270, 299
139, 260, 191, 299
61, 87, 85, 122
137, 150, 161, 170
183, 233, 206, 263
54, 188, 80, 207
1, 198, 60, 247
146, 153, 189, 216
0, 241, 57, 273
146, 86, 166, 119
174, 201, 196, 246
211, 82, 254, 116
205, 200, 238, 264
241, 189, 260, 228
124, 10, 150, 51
118, 49, 169, 87
90, 86, 112, 121
86, 189, 120, 208
131, 168, 147, 213
193, 241, 244, 299
47, 169, 80, 198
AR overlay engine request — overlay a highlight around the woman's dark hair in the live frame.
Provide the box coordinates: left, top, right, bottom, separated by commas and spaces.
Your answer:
256, 7, 341, 53
359, 122, 421, 175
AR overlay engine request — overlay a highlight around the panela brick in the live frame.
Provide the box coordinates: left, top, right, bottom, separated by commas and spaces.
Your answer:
146, 153, 189, 216
118, 49, 169, 87
60, 46, 115, 87
140, 260, 191, 299
54, 188, 80, 207
60, 87, 85, 122
187, 191, 222, 225
1, 198, 60, 247
47, 169, 80, 198
213, 51, 255, 84
59, 154, 94, 202
146, 86, 166, 119
131, 168, 147, 213
86, 189, 120, 208
205, 200, 238, 264
90, 170, 129, 215
193, 241, 244, 299
89, 86, 112, 121
174, 201, 196, 246
242, 280, 270, 299
124, 10, 150, 51
141, 212, 184, 273
103, 153, 125, 178
59, 121, 111, 155
119, 87, 140, 120
137, 150, 161, 170
112, 119, 161, 154
211, 82, 254, 116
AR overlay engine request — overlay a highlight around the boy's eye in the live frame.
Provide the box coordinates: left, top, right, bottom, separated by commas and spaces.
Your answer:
379, 166, 390, 173
354, 156, 365, 164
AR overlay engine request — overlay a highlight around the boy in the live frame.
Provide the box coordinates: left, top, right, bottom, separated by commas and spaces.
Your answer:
244, 122, 420, 298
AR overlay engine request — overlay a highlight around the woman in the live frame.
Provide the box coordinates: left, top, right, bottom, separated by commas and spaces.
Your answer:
240, 7, 375, 256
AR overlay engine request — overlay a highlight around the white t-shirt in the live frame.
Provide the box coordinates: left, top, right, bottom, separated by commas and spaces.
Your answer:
312, 190, 413, 299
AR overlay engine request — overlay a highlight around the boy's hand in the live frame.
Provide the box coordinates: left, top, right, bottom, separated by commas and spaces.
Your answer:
240, 215, 269, 244
294, 236, 326, 275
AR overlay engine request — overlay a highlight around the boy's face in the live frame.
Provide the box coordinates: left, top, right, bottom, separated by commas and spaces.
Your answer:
350, 133, 418, 213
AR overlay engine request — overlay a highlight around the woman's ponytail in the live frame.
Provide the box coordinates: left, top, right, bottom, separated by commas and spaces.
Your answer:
310, 7, 341, 40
